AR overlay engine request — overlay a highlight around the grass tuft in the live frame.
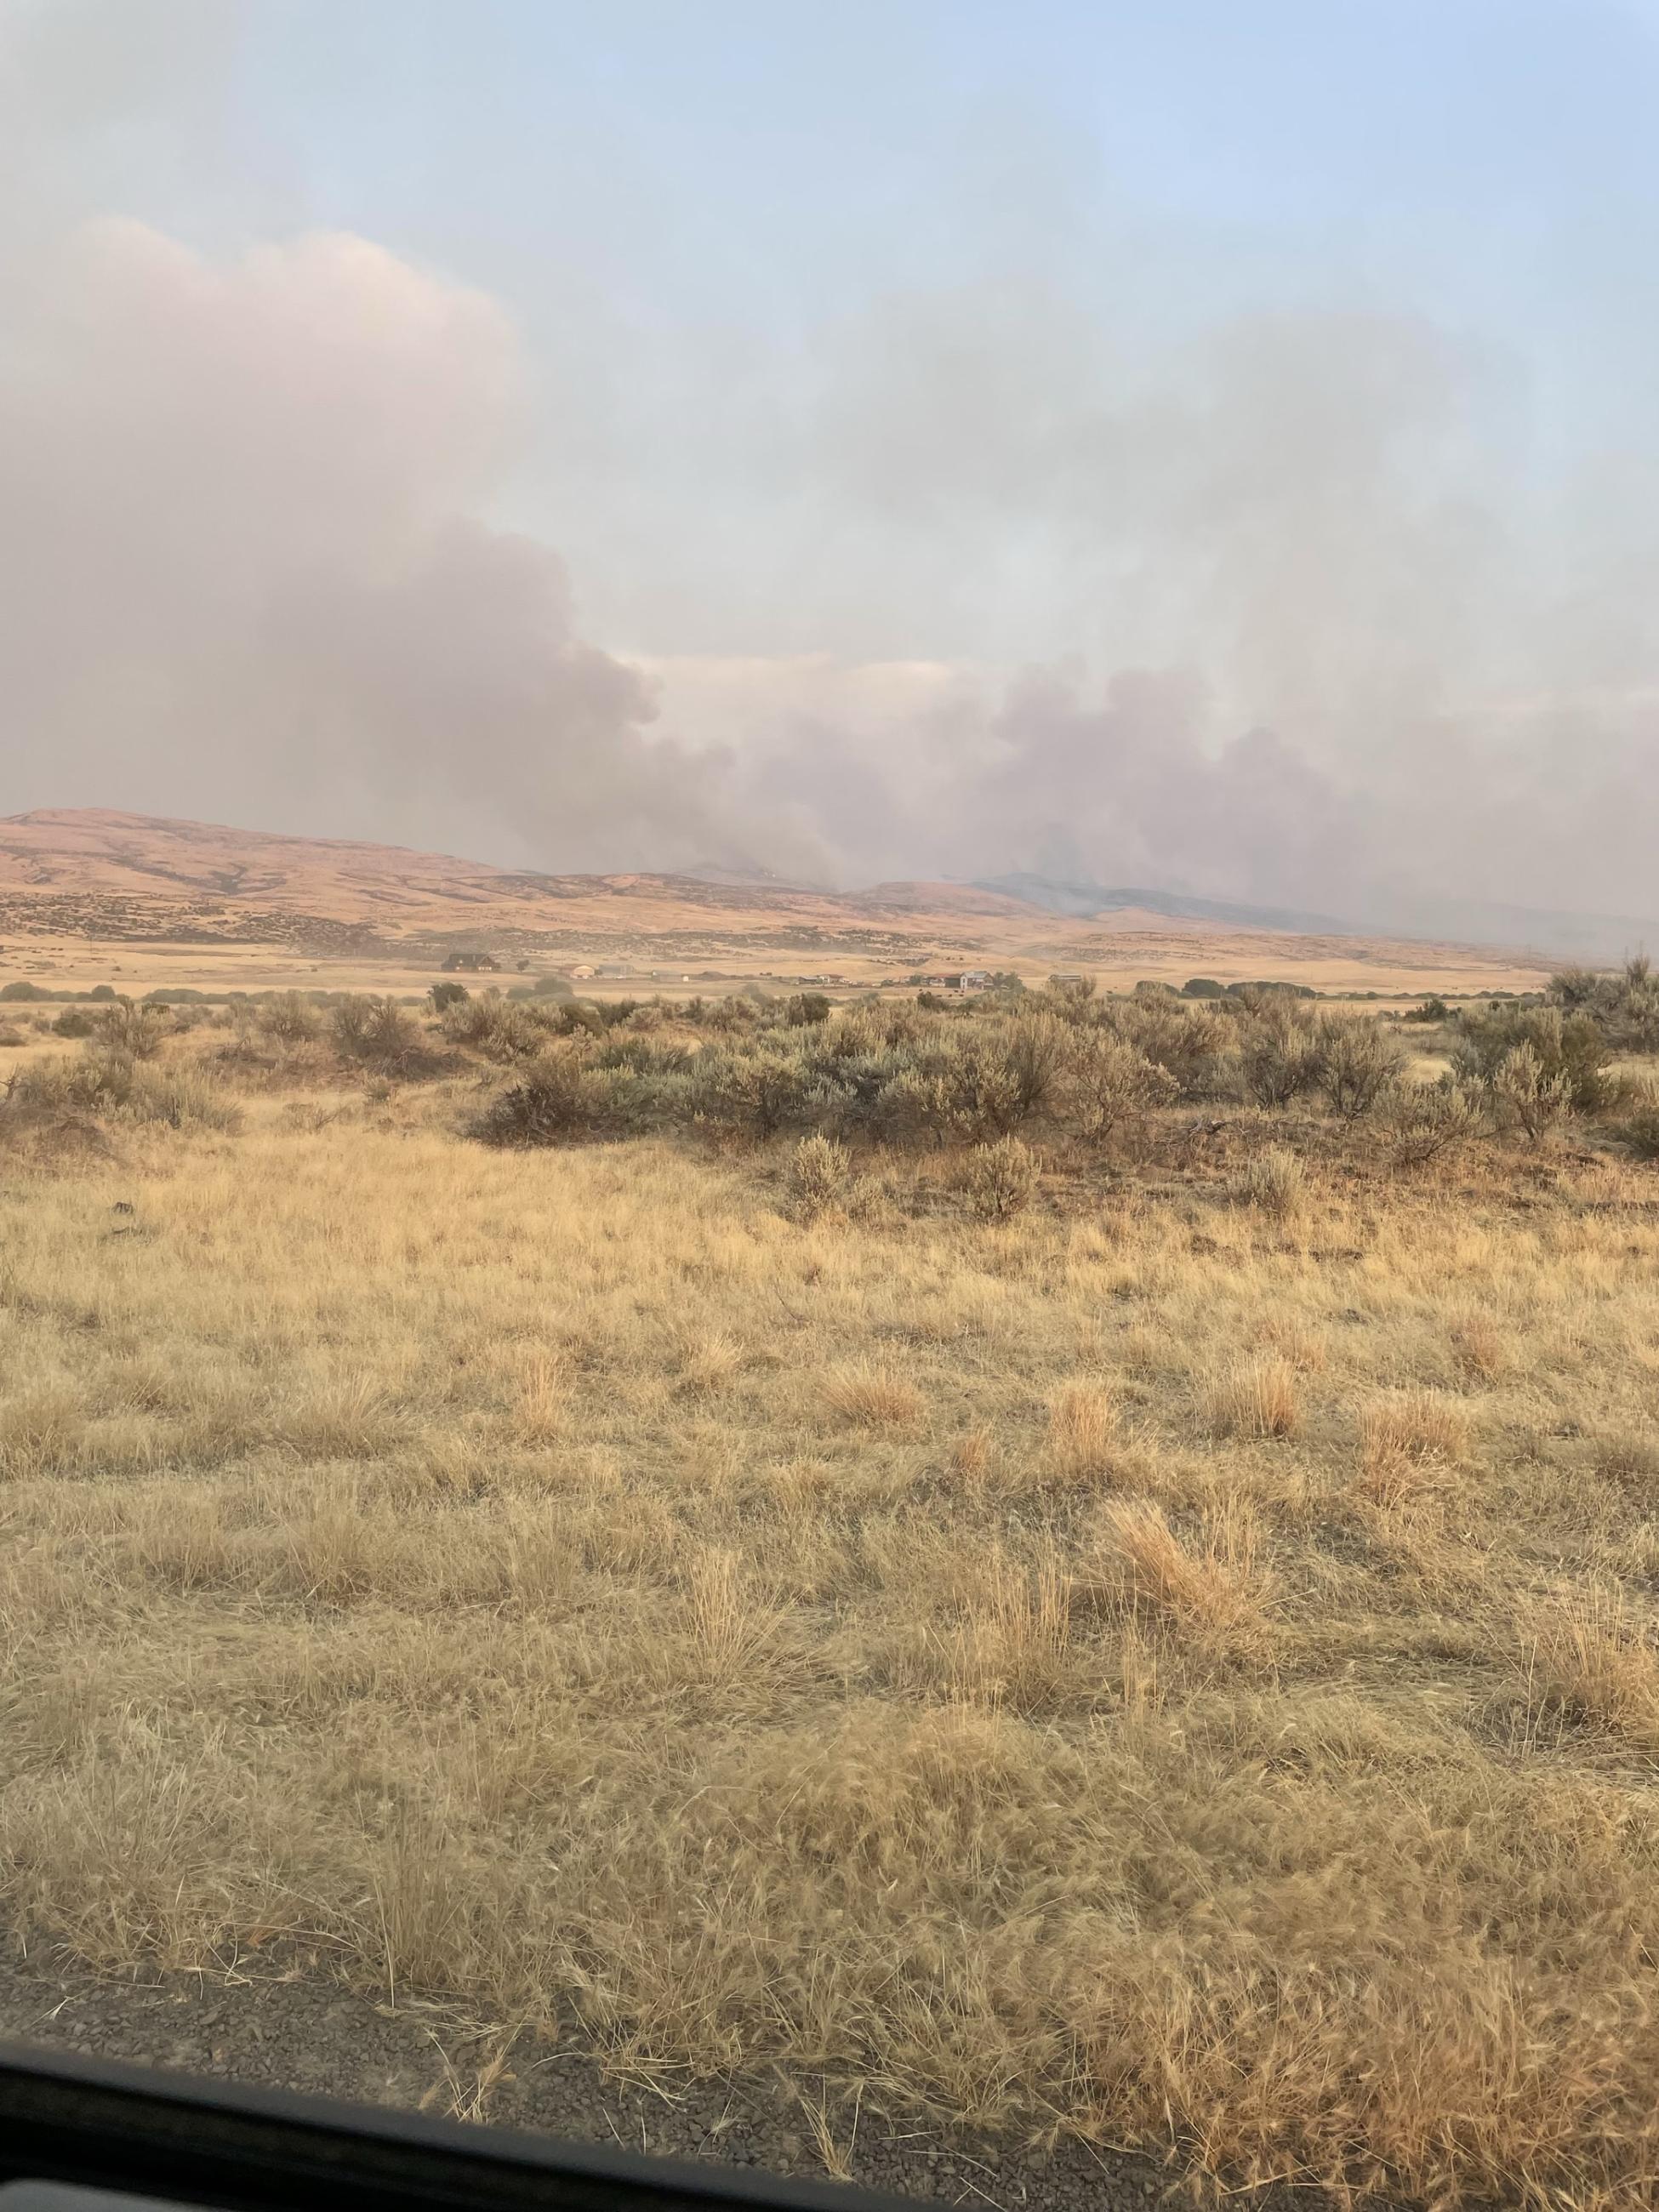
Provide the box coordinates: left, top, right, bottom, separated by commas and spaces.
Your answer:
819, 1364, 925, 1429
1357, 1388, 1470, 1503
1046, 1382, 1119, 1479
1202, 1356, 1300, 1440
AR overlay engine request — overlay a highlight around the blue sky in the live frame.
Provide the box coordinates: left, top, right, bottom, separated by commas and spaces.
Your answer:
219, 3, 1659, 340
186, 1, 1659, 656
27, 0, 1659, 646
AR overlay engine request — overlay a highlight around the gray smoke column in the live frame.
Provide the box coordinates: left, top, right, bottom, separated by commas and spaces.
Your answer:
4, 0, 1658, 938
0, 217, 755, 872
699, 283, 1659, 934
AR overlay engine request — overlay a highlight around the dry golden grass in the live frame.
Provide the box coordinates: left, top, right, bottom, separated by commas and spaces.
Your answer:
818, 1363, 926, 1429
1045, 1381, 1118, 1479
1356, 1388, 1471, 1505
1450, 1314, 1513, 1382
1521, 1588, 1659, 1752
4, 1034, 1659, 2204
1202, 1354, 1301, 1439
950, 1427, 992, 1480
1098, 1497, 1275, 1656
0, 806, 1555, 998
1233, 1143, 1307, 1219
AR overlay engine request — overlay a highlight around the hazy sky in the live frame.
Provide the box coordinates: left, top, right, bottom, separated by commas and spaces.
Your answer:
3, 0, 1658, 929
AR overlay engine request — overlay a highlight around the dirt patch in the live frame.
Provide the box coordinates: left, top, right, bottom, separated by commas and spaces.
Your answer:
0, 1944, 1335, 2212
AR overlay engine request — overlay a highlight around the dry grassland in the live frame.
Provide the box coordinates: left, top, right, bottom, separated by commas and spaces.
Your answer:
0, 807, 1554, 1000
3, 1028, 1659, 2206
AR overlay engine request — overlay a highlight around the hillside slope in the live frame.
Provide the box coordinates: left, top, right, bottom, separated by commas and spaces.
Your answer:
0, 808, 1551, 994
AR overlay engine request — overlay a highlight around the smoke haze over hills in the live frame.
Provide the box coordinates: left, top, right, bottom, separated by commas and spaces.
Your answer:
3, 2, 1657, 948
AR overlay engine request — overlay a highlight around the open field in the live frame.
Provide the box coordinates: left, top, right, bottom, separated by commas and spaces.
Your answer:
2, 928, 1550, 1005
0, 808, 1553, 999
4, 978, 1659, 2206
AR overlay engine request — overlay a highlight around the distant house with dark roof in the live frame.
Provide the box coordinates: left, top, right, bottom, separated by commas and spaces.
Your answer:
442, 951, 499, 972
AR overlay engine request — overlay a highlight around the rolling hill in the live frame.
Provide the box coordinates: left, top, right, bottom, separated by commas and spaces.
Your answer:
0, 808, 1553, 996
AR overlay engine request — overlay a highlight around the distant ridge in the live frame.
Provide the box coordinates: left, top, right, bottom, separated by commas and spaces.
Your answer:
683, 860, 795, 888
1358, 892, 1659, 965
973, 873, 1352, 936
974, 869, 1659, 962
0, 808, 1555, 992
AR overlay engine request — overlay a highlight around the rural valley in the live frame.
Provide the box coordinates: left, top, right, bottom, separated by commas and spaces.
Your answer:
3, 808, 1658, 2207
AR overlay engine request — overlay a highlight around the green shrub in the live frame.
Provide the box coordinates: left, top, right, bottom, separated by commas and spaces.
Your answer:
1491, 1041, 1571, 1141
829, 1001, 925, 1053
1065, 1028, 1177, 1139
1004, 1013, 1064, 1119
1044, 975, 1097, 1014
51, 1008, 96, 1039
3, 1053, 124, 1142
875, 1039, 1012, 1146
1239, 1006, 1320, 1108
1313, 1015, 1405, 1120
1549, 966, 1600, 1010
1544, 957, 1659, 1052
785, 991, 832, 1027
1385, 1076, 1487, 1166
550, 999, 606, 1038
94, 1001, 171, 1058
259, 991, 323, 1046
469, 1050, 619, 1146
440, 993, 546, 1063
332, 995, 417, 1063
1116, 998, 1237, 1099
2, 1049, 237, 1135
1614, 1106, 1659, 1163
1455, 1004, 1611, 1115
812, 1012, 1079, 1147
50, 1049, 137, 1111
695, 1043, 813, 1139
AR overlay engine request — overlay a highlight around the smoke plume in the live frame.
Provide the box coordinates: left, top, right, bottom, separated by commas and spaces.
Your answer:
4, 3, 1658, 947
0, 218, 768, 872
